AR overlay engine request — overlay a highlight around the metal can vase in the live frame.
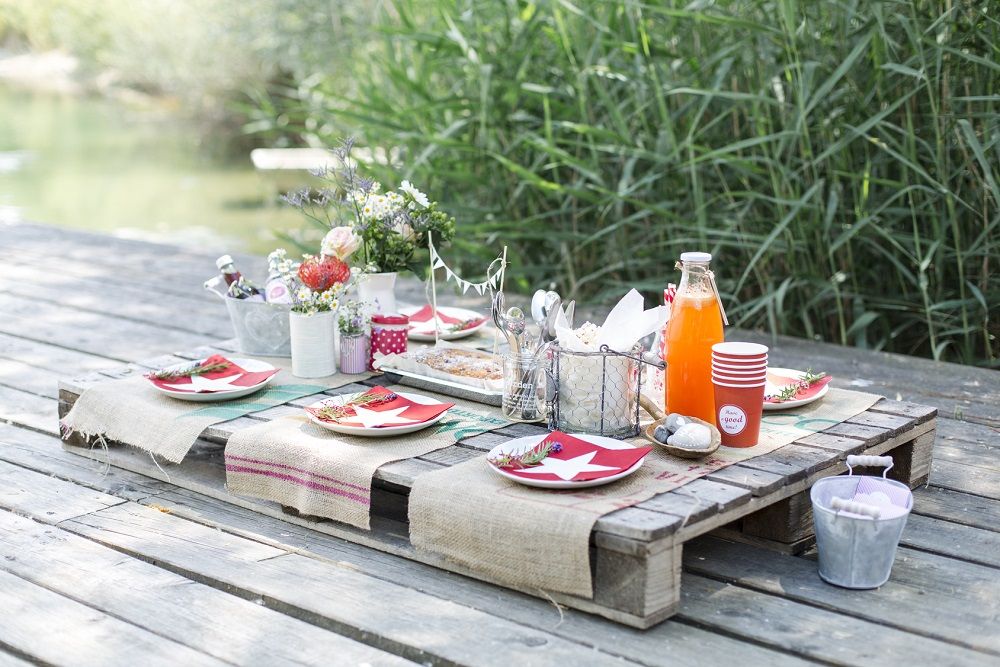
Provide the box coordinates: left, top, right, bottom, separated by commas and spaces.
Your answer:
340, 333, 371, 375
368, 313, 409, 371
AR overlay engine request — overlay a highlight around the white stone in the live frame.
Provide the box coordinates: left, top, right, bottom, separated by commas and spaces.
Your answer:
667, 423, 712, 449
663, 413, 689, 433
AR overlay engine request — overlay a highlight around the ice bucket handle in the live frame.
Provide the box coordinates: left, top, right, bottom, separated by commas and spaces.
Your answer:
846, 455, 894, 477
829, 497, 882, 519
204, 275, 228, 300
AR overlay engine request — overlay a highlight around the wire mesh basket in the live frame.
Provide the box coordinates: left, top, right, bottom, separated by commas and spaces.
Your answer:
545, 343, 650, 438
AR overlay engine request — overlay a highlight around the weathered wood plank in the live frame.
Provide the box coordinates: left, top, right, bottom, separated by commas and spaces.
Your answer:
0, 650, 33, 667
684, 537, 1000, 657
0, 423, 173, 501
0, 385, 56, 435
64, 503, 649, 666
0, 292, 207, 363
0, 261, 232, 339
931, 460, 1000, 500
0, 568, 227, 667
911, 485, 1000, 533
0, 330, 117, 373
678, 573, 994, 666
0, 221, 253, 299
0, 460, 126, 522
901, 512, 1000, 569
0, 510, 415, 666
140, 486, 809, 667
0, 357, 62, 398
704, 465, 787, 496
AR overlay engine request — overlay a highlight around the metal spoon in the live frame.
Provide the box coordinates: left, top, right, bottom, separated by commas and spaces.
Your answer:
541, 295, 562, 344
530, 290, 547, 328
563, 300, 576, 329
505, 306, 527, 353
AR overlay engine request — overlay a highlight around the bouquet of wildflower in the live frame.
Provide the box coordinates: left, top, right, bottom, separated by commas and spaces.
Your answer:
268, 241, 354, 316
338, 299, 371, 336
282, 138, 456, 275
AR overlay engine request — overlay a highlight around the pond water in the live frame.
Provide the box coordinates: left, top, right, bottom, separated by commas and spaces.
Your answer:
0, 85, 308, 255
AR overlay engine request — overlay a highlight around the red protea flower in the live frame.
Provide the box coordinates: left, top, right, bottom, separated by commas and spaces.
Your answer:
298, 255, 350, 291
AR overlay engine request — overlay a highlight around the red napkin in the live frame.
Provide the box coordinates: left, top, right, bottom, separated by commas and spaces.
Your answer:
147, 355, 278, 393
498, 431, 652, 482
310, 386, 455, 428
408, 304, 463, 324
407, 305, 487, 332
765, 371, 833, 403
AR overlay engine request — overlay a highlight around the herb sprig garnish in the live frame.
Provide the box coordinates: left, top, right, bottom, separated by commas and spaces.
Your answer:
451, 318, 483, 332
306, 389, 399, 422
489, 440, 564, 470
768, 369, 827, 402
149, 360, 232, 381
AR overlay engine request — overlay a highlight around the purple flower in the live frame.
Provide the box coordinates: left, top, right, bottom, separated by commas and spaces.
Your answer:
550, 442, 563, 453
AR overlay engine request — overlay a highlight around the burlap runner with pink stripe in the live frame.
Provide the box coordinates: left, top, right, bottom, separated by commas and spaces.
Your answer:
409, 388, 880, 598
225, 389, 511, 530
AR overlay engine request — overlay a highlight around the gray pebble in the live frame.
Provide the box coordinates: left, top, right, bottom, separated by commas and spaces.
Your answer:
653, 424, 671, 444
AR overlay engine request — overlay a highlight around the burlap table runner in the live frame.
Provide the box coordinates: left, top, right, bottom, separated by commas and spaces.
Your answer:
410, 387, 880, 598
225, 389, 512, 530
61, 357, 368, 463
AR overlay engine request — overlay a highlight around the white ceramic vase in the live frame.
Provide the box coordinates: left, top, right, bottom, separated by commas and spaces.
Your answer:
357, 272, 398, 314
289, 310, 337, 378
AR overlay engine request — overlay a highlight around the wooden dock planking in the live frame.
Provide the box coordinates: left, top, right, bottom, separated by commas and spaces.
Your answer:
0, 511, 417, 667
1, 220, 998, 665
57, 342, 940, 628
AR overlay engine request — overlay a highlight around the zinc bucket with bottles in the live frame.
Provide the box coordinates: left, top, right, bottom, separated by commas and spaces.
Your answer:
810, 455, 913, 589
206, 276, 292, 357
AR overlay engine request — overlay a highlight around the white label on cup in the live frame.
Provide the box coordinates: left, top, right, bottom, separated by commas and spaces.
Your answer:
718, 404, 747, 435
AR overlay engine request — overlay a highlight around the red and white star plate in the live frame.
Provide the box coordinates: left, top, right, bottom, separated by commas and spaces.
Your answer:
305, 389, 453, 438
400, 305, 489, 342
763, 367, 832, 410
487, 432, 651, 489
148, 356, 278, 403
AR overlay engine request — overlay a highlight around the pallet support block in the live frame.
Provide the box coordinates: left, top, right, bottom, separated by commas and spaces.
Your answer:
591, 539, 681, 627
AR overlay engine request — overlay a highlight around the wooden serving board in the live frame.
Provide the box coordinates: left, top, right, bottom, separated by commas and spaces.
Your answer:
58, 339, 937, 629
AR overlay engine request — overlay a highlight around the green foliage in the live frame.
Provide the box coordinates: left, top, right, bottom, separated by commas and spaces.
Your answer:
257, 0, 998, 367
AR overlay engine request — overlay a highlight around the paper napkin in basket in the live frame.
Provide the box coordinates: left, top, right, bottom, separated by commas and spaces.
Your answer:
553, 290, 668, 432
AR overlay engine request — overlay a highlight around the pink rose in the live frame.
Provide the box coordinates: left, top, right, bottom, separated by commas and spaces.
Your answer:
322, 226, 360, 260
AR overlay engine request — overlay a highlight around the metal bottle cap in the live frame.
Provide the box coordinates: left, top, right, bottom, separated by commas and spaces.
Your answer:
679, 251, 712, 263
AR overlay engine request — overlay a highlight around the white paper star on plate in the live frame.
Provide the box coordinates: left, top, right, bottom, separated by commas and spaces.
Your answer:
342, 405, 419, 429
162, 374, 251, 393
516, 451, 618, 481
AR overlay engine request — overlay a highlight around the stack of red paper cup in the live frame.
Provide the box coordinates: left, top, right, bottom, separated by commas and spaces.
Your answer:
711, 342, 769, 448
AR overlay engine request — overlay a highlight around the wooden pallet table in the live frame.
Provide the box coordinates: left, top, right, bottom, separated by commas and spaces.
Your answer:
58, 341, 937, 629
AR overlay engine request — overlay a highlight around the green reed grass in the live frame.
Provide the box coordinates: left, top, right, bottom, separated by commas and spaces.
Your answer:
264, 0, 999, 366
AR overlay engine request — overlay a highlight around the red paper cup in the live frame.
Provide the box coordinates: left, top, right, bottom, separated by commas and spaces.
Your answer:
712, 374, 766, 386
713, 378, 765, 447
712, 362, 768, 375
712, 342, 768, 362
711, 355, 768, 368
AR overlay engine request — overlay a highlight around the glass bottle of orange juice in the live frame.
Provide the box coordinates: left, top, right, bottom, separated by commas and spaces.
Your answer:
665, 252, 726, 422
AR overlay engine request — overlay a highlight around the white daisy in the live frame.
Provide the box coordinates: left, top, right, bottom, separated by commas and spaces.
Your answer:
400, 180, 430, 208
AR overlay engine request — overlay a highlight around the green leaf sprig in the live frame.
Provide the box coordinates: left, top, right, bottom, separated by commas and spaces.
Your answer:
305, 389, 399, 422
149, 360, 231, 381
489, 439, 564, 470
769, 369, 827, 402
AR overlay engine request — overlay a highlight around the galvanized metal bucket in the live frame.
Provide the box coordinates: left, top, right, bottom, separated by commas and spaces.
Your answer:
206, 276, 292, 357
810, 455, 913, 589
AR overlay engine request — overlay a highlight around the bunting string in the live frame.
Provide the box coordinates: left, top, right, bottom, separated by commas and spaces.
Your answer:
429, 241, 505, 296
